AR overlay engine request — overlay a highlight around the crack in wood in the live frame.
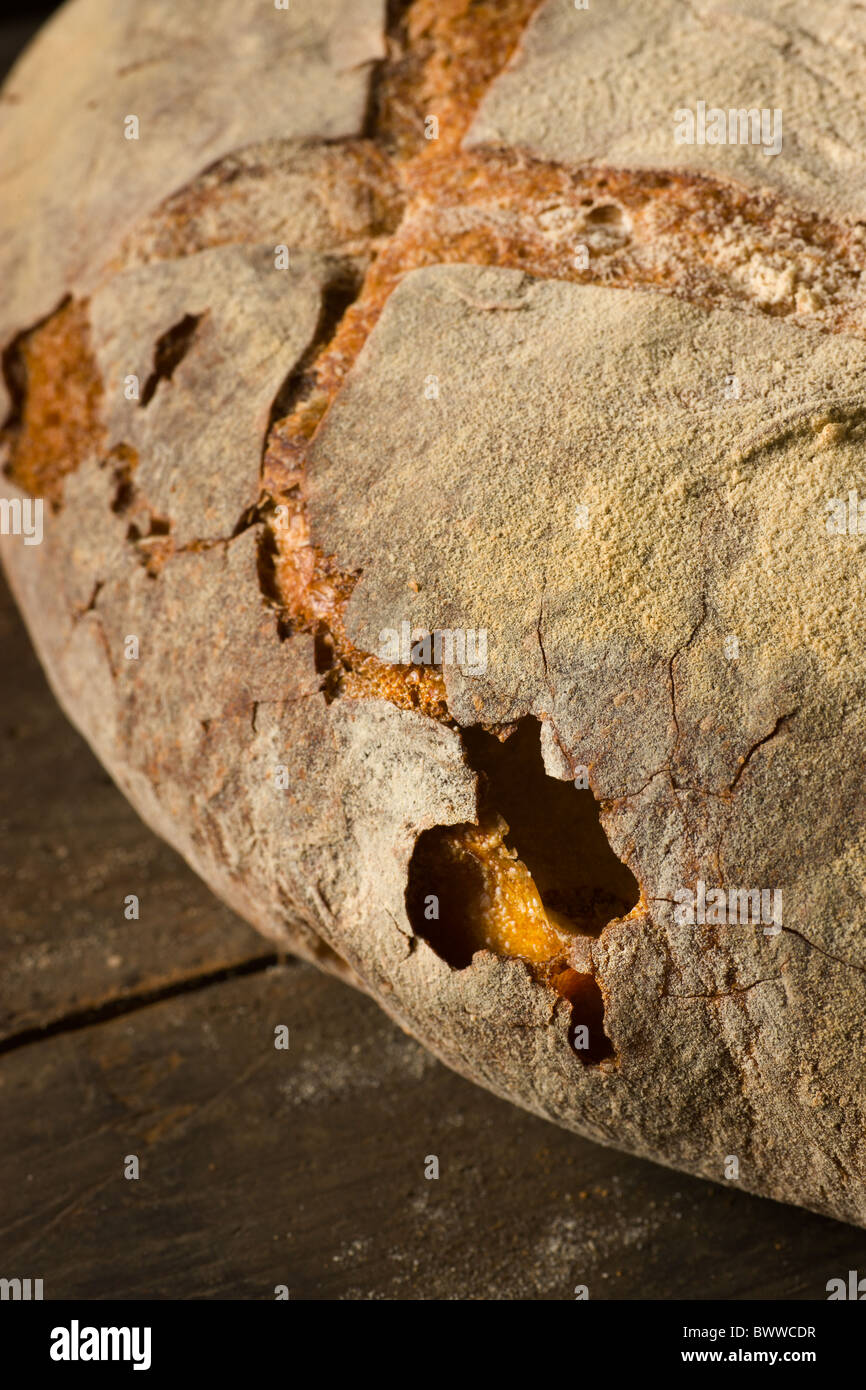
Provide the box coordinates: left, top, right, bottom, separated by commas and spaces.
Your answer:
0, 953, 283, 1057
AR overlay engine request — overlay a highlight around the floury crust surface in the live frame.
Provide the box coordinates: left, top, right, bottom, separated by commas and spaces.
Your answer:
468, 0, 866, 221
2, 0, 866, 1228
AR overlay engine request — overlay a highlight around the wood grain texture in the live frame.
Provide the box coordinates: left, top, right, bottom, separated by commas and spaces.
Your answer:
0, 574, 268, 1043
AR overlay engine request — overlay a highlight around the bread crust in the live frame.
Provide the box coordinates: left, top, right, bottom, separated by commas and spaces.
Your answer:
2, 0, 866, 1226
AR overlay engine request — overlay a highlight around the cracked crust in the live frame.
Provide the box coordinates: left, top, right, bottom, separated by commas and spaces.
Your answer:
2, 0, 866, 1227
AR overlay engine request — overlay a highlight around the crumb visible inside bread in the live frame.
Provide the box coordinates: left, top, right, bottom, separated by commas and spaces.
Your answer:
405, 719, 639, 1059
408, 814, 568, 966
406, 812, 619, 1063
407, 718, 640, 959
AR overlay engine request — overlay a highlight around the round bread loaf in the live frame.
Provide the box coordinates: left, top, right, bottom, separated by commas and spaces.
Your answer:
2, 0, 866, 1226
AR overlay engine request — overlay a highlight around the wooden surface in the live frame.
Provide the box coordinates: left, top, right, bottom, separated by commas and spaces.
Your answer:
3, 569, 866, 1300
3, 14, 866, 1303
0, 570, 272, 1045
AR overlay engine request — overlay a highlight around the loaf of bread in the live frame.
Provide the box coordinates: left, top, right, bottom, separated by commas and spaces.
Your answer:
2, 0, 865, 1226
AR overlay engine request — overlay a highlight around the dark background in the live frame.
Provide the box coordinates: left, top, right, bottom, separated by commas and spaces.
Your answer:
2, 4, 866, 1301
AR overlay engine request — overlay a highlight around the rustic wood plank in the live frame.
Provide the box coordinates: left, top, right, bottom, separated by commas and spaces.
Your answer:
1, 960, 864, 1300
0, 573, 266, 1042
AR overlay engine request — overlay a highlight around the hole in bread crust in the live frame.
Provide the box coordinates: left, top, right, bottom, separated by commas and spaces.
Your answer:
550, 966, 615, 1064
585, 202, 626, 228
405, 718, 638, 1062
140, 312, 203, 407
